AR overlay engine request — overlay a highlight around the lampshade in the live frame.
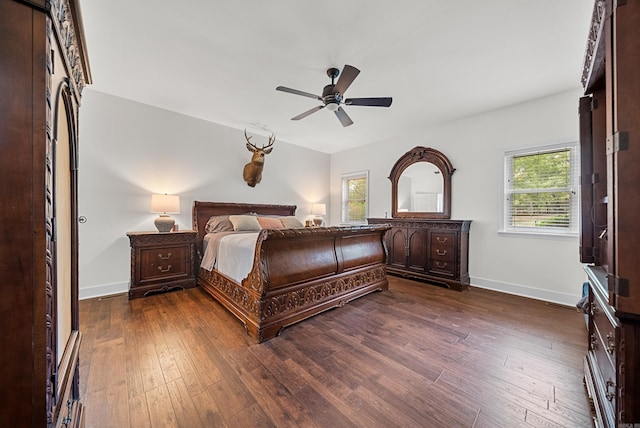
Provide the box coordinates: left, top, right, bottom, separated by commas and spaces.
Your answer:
150, 194, 180, 233
150, 194, 180, 214
311, 203, 326, 216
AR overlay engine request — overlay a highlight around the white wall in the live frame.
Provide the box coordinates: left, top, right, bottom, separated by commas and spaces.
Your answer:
330, 88, 586, 306
78, 89, 330, 299
79, 88, 587, 306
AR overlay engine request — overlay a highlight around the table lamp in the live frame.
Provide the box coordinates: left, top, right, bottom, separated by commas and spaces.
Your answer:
150, 194, 180, 232
311, 203, 326, 226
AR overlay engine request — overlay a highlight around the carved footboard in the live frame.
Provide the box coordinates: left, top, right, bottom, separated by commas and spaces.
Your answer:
197, 225, 390, 343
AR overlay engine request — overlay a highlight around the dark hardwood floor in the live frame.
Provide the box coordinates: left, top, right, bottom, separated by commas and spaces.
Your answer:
79, 276, 593, 427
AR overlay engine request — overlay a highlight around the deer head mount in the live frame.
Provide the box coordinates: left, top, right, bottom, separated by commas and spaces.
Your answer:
242, 129, 275, 187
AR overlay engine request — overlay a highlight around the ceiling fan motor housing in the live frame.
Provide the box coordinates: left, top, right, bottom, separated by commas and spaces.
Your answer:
322, 84, 342, 105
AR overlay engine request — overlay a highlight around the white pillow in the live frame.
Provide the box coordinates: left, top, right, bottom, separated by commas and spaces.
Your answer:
229, 214, 261, 231
280, 216, 305, 229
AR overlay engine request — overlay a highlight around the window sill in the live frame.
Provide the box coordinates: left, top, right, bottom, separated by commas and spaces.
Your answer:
498, 229, 579, 240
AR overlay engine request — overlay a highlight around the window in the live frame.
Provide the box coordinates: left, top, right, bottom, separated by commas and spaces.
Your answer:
341, 171, 368, 224
502, 142, 579, 235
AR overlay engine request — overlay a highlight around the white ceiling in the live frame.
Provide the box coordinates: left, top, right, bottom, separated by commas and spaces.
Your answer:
78, 1, 593, 154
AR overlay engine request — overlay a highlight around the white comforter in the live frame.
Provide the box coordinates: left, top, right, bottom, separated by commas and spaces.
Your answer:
201, 232, 259, 283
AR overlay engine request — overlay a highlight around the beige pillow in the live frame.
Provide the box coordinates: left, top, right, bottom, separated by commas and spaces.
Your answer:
229, 214, 261, 231
280, 216, 304, 229
257, 216, 283, 229
204, 215, 234, 233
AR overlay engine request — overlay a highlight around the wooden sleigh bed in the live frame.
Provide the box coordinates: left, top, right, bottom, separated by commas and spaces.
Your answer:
192, 201, 390, 342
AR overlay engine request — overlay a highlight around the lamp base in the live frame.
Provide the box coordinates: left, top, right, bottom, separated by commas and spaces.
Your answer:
154, 214, 175, 233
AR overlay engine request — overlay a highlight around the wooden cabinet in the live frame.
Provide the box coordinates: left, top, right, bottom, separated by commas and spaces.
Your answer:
0, 0, 90, 425
580, 1, 640, 426
584, 267, 640, 428
368, 218, 471, 291
127, 231, 197, 299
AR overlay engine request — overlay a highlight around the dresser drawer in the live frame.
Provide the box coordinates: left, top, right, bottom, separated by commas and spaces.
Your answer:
138, 245, 189, 282
430, 231, 456, 247
591, 293, 617, 370
430, 244, 455, 262
588, 283, 618, 406
428, 258, 457, 277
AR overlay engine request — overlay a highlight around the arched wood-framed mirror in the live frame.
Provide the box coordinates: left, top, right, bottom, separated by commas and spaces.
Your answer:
389, 146, 455, 219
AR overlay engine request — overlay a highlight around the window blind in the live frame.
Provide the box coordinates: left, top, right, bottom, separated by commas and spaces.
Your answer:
504, 144, 579, 234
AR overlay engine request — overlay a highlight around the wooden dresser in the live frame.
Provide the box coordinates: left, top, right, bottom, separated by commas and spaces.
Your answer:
368, 218, 471, 291
127, 231, 197, 299
0, 0, 91, 425
579, 1, 640, 426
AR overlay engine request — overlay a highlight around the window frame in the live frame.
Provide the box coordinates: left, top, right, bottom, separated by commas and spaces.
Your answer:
341, 170, 369, 225
499, 142, 580, 238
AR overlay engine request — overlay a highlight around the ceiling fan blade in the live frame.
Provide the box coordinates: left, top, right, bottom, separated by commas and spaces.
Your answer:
291, 105, 324, 120
333, 65, 360, 95
276, 86, 322, 101
345, 97, 393, 107
334, 107, 354, 127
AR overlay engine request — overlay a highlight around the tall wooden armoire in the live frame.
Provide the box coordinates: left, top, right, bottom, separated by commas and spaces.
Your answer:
0, 0, 91, 426
579, 1, 640, 426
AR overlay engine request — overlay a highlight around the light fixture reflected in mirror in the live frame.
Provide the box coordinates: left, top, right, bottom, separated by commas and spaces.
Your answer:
150, 194, 180, 232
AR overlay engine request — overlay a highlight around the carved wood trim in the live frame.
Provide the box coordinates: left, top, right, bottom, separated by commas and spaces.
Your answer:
47, 0, 91, 97
581, 0, 606, 91
389, 146, 455, 219
199, 265, 386, 324
127, 231, 197, 246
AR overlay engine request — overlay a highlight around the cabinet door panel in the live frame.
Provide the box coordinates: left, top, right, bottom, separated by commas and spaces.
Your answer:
389, 228, 408, 268
407, 228, 427, 271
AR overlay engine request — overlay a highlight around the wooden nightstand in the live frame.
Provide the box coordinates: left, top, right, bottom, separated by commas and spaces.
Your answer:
126, 230, 197, 299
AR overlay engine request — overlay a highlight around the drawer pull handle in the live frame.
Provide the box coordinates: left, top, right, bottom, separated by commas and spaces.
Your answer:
436, 261, 447, 268
158, 265, 172, 273
436, 237, 448, 244
61, 399, 73, 427
589, 303, 597, 317
436, 249, 447, 256
158, 252, 172, 260
606, 332, 615, 354
605, 379, 615, 401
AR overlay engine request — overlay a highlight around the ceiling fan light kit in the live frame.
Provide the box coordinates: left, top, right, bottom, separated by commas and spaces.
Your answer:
276, 64, 392, 127
326, 102, 339, 112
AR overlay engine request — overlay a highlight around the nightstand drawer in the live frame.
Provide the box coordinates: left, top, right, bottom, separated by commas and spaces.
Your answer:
139, 245, 190, 281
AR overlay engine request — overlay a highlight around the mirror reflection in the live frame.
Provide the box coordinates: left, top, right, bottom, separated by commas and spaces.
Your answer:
389, 146, 454, 219
397, 163, 443, 213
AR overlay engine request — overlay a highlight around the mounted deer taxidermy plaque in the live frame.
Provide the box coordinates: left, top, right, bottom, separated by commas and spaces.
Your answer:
242, 129, 275, 187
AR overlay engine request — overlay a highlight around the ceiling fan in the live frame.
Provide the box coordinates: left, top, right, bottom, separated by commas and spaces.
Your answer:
276, 65, 392, 127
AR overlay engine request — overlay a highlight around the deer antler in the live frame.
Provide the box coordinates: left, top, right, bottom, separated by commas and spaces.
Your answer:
244, 129, 275, 150
264, 134, 276, 150
244, 129, 258, 150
